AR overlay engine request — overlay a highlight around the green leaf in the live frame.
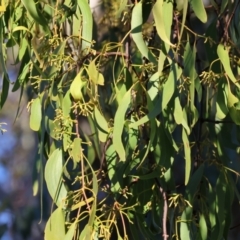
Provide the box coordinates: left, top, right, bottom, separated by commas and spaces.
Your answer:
0, 74, 9, 109
129, 64, 182, 128
44, 207, 65, 240
70, 70, 86, 101
216, 80, 228, 119
106, 144, 121, 192
62, 90, 72, 117
207, 182, 216, 232
0, 19, 10, 109
173, 96, 183, 124
179, 0, 188, 41
182, 107, 190, 135
189, 0, 207, 23
131, 2, 157, 64
78, 0, 93, 54
94, 106, 109, 143
180, 207, 191, 240
215, 171, 227, 239
116, 0, 127, 18
64, 222, 76, 240
45, 149, 67, 206
79, 225, 91, 240
199, 214, 208, 240
183, 42, 198, 127
21, 0, 50, 34
220, 0, 228, 14
71, 138, 82, 163
182, 128, 191, 185
30, 97, 42, 131
157, 0, 173, 73
217, 44, 240, 87
112, 89, 131, 161
152, 0, 174, 46
88, 60, 104, 85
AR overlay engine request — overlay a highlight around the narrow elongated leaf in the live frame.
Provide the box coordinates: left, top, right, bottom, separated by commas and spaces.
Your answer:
180, 208, 191, 240
0, 19, 10, 109
45, 207, 65, 240
131, 2, 157, 64
30, 97, 42, 131
173, 96, 183, 124
216, 80, 228, 119
94, 107, 109, 142
71, 138, 82, 163
152, 0, 174, 46
21, 0, 50, 33
113, 89, 131, 161
182, 128, 191, 185
199, 214, 208, 240
215, 171, 226, 239
45, 149, 67, 206
79, 0, 93, 54
190, 0, 207, 23
217, 44, 240, 87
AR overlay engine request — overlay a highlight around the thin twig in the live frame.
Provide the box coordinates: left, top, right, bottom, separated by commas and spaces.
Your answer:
160, 187, 169, 240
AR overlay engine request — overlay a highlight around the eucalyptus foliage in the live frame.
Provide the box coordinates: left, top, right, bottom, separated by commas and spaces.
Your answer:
1, 0, 240, 239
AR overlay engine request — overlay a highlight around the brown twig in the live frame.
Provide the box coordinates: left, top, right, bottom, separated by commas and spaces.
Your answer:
159, 187, 169, 240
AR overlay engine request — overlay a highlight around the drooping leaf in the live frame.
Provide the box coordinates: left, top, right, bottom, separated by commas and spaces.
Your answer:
45, 149, 68, 206
78, 0, 93, 54
44, 207, 65, 240
217, 44, 240, 87
189, 0, 207, 23
131, 2, 157, 64
199, 214, 208, 240
182, 128, 191, 185
112, 89, 131, 161
0, 19, 10, 109
88, 59, 104, 85
216, 79, 228, 119
180, 207, 191, 240
173, 96, 183, 124
30, 97, 42, 131
71, 138, 82, 163
93, 107, 109, 143
21, 0, 50, 34
152, 0, 174, 46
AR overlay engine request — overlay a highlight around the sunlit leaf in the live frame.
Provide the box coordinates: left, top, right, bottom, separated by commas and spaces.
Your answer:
112, 89, 131, 161
71, 138, 82, 163
64, 222, 76, 240
173, 96, 183, 124
217, 44, 240, 87
79, 0, 93, 54
131, 2, 157, 64
21, 0, 50, 34
182, 128, 191, 185
130, 64, 182, 128
94, 106, 109, 142
45, 207, 65, 240
190, 0, 207, 23
153, 0, 174, 46
88, 59, 104, 85
45, 149, 67, 206
30, 97, 42, 131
